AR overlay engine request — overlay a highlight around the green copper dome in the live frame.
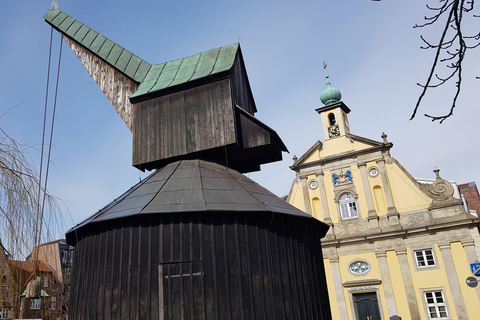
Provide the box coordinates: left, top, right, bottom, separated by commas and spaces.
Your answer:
320, 75, 342, 105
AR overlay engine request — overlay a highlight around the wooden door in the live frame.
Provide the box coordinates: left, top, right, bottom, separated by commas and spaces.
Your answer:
353, 292, 382, 320
159, 262, 206, 320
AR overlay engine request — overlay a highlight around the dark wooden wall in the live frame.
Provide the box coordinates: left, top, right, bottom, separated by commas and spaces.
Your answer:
132, 79, 236, 169
69, 213, 331, 320
230, 52, 256, 115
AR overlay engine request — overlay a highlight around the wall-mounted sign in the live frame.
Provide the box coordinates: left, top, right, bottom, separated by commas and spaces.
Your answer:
470, 262, 480, 276
466, 277, 478, 288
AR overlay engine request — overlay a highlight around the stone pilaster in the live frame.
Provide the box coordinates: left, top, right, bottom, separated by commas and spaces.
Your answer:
316, 171, 332, 224
462, 240, 480, 302
438, 242, 467, 319
376, 251, 398, 317
396, 249, 421, 319
329, 256, 348, 319
299, 175, 312, 215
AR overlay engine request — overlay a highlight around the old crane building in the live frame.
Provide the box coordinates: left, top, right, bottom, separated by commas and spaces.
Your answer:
287, 76, 480, 319
44, 2, 331, 319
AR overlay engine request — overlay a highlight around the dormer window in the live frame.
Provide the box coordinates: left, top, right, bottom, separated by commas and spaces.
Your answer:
328, 113, 336, 126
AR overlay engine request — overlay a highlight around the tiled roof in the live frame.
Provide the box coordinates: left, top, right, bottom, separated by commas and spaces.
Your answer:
130, 44, 238, 99
68, 160, 317, 233
43, 9, 151, 83
44, 9, 239, 100
9, 260, 52, 272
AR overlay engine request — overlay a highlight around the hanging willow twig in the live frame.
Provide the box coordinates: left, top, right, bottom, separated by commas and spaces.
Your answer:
0, 126, 61, 260
409, 0, 480, 123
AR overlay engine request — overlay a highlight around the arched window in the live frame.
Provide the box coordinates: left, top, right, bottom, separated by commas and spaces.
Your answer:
339, 192, 358, 220
328, 113, 336, 126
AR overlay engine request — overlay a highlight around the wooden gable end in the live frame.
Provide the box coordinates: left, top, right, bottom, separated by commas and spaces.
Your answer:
230, 50, 257, 115
133, 79, 237, 170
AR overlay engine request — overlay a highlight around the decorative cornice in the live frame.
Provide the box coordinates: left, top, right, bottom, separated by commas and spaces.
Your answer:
438, 243, 451, 251
462, 239, 475, 247
343, 279, 382, 288
329, 256, 340, 263
321, 218, 479, 247
291, 145, 391, 172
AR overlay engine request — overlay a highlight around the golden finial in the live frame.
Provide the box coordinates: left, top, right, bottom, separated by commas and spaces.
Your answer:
323, 61, 327, 70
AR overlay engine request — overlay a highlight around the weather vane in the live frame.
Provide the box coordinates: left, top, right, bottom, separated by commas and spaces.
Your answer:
323, 61, 327, 70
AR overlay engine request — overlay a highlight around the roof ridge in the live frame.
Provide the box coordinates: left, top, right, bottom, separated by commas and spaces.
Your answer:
43, 9, 151, 83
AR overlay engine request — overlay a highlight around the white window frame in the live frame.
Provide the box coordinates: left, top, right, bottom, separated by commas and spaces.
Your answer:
339, 192, 358, 220
0, 308, 10, 319
423, 290, 449, 319
415, 249, 436, 268
51, 296, 57, 310
31, 297, 41, 310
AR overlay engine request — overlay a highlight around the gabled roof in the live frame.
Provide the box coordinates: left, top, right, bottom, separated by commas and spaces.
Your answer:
291, 134, 392, 170
130, 44, 239, 99
9, 260, 52, 273
67, 160, 320, 242
44, 8, 240, 100
44, 9, 151, 83
292, 140, 323, 167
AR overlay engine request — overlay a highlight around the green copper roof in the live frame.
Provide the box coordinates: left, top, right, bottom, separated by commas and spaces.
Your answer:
44, 8, 239, 100
320, 75, 342, 105
130, 44, 239, 99
44, 9, 151, 83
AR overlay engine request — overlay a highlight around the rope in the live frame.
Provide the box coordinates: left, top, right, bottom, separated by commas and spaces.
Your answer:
34, 29, 63, 274
38, 36, 63, 250
33, 28, 54, 265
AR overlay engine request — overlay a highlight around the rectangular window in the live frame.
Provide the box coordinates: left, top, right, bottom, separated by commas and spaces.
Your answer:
0, 308, 10, 319
51, 296, 57, 310
43, 276, 49, 287
31, 298, 41, 310
424, 291, 448, 319
339, 193, 358, 220
415, 249, 436, 267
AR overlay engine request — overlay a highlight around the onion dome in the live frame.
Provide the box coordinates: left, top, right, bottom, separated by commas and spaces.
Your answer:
320, 75, 342, 105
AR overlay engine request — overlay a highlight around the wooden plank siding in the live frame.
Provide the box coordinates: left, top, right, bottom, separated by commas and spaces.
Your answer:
68, 213, 331, 320
133, 79, 236, 168
63, 36, 139, 131
230, 52, 257, 115
238, 111, 271, 149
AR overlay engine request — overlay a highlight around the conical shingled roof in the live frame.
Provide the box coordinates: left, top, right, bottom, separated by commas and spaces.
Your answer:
67, 160, 318, 235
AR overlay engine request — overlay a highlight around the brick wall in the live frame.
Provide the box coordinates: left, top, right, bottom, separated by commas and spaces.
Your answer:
459, 182, 480, 215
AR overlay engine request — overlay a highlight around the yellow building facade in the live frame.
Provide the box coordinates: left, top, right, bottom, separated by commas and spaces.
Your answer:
287, 77, 480, 320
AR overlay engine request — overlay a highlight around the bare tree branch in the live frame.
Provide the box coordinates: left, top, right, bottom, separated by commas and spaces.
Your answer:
409, 0, 479, 123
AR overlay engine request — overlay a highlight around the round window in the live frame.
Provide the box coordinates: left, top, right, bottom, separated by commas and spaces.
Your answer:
369, 167, 379, 177
348, 260, 370, 275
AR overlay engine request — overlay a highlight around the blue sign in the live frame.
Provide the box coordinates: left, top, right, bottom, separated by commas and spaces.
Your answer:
471, 263, 480, 276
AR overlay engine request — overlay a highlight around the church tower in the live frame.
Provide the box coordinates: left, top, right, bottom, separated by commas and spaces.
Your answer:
287, 74, 480, 320
316, 75, 351, 140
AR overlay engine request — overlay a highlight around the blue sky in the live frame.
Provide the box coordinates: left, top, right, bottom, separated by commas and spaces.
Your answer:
1, 0, 479, 237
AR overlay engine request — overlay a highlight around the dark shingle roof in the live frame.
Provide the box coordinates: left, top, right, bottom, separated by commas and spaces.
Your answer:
68, 160, 316, 233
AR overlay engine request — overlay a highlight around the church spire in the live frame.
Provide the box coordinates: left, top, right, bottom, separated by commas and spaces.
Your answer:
315, 71, 351, 139
320, 74, 342, 106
